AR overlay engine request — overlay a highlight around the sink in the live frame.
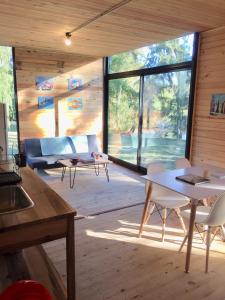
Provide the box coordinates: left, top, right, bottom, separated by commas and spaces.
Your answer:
0, 185, 34, 215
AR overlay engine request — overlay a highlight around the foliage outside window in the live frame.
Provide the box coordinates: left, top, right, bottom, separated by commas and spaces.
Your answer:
108, 34, 193, 73
109, 77, 139, 133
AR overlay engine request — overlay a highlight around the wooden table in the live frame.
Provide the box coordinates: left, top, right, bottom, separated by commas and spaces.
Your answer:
139, 165, 225, 273
59, 158, 111, 188
0, 164, 76, 299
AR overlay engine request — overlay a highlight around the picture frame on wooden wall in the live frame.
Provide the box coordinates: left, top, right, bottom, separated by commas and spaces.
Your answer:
67, 97, 83, 110
68, 78, 82, 91
36, 76, 54, 90
210, 94, 225, 117
38, 96, 54, 109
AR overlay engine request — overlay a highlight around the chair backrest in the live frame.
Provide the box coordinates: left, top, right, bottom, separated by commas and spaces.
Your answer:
205, 192, 225, 226
176, 158, 191, 169
145, 163, 165, 194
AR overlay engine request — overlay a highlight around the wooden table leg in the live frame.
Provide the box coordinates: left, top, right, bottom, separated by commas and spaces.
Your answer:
185, 201, 197, 273
138, 182, 152, 238
66, 215, 76, 300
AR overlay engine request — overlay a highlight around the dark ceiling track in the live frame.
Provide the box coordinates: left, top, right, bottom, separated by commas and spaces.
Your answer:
68, 0, 133, 34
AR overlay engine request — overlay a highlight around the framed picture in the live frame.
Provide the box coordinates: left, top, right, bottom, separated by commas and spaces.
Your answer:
36, 76, 53, 90
210, 94, 225, 116
68, 78, 82, 91
67, 97, 83, 110
38, 96, 54, 109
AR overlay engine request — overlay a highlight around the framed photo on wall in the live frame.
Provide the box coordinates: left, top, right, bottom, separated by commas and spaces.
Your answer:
68, 78, 82, 91
210, 94, 225, 116
36, 76, 54, 90
67, 97, 83, 110
38, 96, 54, 109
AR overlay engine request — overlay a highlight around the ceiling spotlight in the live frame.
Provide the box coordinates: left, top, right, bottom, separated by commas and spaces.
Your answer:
64, 32, 72, 46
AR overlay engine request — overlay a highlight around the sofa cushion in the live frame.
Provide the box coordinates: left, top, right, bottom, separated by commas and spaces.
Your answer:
24, 139, 42, 157
27, 155, 65, 167
69, 135, 89, 153
26, 157, 48, 169
40, 137, 73, 156
40, 155, 65, 165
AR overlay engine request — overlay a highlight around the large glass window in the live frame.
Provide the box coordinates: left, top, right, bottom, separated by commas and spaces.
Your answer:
108, 34, 194, 73
0, 46, 18, 156
106, 34, 196, 170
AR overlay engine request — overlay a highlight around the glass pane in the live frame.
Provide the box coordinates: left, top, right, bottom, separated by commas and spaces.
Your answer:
108, 34, 194, 73
141, 70, 191, 169
0, 46, 18, 157
108, 77, 140, 165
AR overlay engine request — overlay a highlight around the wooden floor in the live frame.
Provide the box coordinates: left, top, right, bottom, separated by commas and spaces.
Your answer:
43, 165, 225, 300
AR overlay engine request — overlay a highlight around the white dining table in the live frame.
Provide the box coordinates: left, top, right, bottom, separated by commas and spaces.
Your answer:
139, 165, 225, 273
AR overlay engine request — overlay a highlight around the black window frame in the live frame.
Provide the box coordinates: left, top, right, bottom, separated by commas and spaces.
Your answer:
12, 47, 21, 153
103, 33, 199, 173
0, 46, 20, 155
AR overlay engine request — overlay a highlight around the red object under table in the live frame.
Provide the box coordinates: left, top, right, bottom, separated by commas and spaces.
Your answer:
0, 280, 53, 300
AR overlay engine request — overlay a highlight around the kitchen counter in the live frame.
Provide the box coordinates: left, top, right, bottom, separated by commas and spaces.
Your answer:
0, 164, 76, 300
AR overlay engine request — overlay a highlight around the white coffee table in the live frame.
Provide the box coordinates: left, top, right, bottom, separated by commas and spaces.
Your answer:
58, 158, 111, 188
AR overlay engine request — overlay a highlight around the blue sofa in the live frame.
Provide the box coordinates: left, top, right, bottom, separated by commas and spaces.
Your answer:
23, 135, 99, 169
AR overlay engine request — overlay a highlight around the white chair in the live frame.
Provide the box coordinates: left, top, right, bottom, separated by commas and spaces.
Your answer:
139, 163, 190, 241
179, 192, 225, 272
176, 158, 191, 169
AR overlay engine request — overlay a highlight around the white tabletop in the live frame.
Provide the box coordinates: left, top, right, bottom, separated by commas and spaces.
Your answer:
142, 165, 225, 201
58, 159, 111, 168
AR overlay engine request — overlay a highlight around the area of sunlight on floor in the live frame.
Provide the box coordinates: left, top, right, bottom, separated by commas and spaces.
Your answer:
85, 218, 225, 259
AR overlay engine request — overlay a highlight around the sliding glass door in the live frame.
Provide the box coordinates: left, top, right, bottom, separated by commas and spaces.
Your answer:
141, 70, 191, 169
108, 77, 140, 164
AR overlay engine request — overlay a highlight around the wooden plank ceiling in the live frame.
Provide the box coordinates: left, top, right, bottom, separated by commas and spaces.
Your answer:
1, 0, 225, 60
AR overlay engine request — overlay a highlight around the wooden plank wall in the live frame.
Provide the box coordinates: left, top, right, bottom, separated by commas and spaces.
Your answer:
191, 26, 225, 168
15, 48, 103, 145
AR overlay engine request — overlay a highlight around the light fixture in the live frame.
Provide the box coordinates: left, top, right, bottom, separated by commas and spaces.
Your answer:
63, 0, 133, 46
64, 32, 72, 46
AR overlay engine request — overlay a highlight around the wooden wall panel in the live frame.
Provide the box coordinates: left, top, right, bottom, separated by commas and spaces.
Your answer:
191, 27, 225, 167
16, 48, 103, 147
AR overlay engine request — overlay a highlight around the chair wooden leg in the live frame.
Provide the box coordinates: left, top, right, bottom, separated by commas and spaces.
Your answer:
174, 208, 186, 234
205, 226, 211, 273
144, 202, 155, 224
203, 225, 208, 242
139, 182, 153, 237
179, 234, 188, 253
162, 208, 167, 242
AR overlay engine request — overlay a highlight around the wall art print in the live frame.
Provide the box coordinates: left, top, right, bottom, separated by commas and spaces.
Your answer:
68, 78, 82, 91
210, 93, 225, 116
67, 97, 83, 110
38, 96, 54, 109
36, 76, 54, 90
